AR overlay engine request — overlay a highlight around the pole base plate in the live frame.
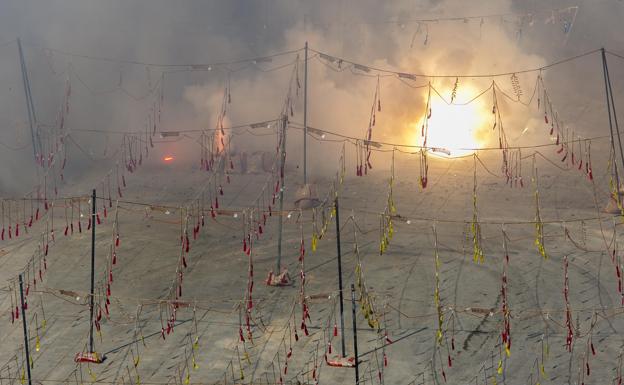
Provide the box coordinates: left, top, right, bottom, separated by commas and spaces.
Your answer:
74, 352, 103, 364
325, 354, 356, 368
265, 269, 293, 286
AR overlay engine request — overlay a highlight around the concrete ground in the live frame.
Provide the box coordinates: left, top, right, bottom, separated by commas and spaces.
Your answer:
0, 149, 623, 385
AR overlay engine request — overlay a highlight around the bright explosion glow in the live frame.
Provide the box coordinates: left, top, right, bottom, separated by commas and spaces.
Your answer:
163, 156, 174, 162
412, 86, 488, 158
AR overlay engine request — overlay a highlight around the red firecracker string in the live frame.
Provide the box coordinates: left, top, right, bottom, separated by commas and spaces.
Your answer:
564, 256, 574, 352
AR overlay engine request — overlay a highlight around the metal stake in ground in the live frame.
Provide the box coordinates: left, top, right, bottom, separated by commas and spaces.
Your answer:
276, 115, 288, 272
74, 190, 103, 363
351, 284, 360, 385
335, 197, 346, 357
89, 189, 96, 353
19, 274, 32, 385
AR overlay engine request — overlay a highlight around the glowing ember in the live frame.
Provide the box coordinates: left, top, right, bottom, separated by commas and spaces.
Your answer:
163, 156, 174, 162
411, 86, 488, 158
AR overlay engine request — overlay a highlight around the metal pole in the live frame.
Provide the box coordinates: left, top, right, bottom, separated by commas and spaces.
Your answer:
276, 116, 287, 272
17, 38, 38, 161
303, 41, 308, 185
601, 48, 623, 193
18, 274, 33, 385
603, 48, 624, 172
335, 197, 346, 357
351, 284, 360, 385
89, 189, 96, 353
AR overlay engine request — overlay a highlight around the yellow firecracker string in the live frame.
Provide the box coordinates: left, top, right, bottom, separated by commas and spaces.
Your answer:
471, 157, 485, 263
311, 233, 317, 252
355, 244, 380, 330
433, 226, 444, 345
533, 167, 548, 259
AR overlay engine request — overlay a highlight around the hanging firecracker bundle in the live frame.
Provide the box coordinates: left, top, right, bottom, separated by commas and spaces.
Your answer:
533, 162, 548, 259
471, 156, 485, 263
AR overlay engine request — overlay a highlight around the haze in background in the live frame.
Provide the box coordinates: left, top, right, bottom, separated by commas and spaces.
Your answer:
0, 0, 622, 194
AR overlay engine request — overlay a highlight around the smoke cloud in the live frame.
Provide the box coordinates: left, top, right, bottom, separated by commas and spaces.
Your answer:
0, 0, 622, 193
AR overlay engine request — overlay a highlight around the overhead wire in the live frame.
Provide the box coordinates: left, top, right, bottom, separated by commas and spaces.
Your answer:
21, 40, 303, 68
606, 50, 624, 61
308, 5, 579, 28
310, 47, 602, 79
289, 121, 613, 151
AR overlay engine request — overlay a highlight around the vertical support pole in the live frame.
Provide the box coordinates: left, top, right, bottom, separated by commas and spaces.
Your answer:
303, 41, 308, 185
89, 189, 96, 353
351, 284, 360, 385
602, 48, 624, 171
18, 274, 33, 385
601, 48, 624, 200
335, 197, 346, 357
276, 116, 287, 272
17, 38, 38, 161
